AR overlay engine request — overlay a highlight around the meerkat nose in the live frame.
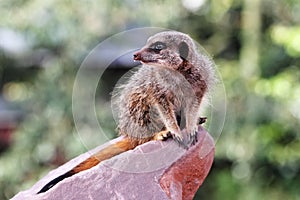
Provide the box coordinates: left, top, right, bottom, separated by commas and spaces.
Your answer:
133, 52, 142, 61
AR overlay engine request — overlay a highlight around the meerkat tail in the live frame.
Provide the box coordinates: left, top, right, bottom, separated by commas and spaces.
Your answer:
37, 137, 140, 194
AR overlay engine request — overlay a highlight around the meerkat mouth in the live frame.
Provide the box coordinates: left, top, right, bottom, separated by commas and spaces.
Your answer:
140, 60, 159, 64
133, 55, 158, 64
133, 51, 160, 64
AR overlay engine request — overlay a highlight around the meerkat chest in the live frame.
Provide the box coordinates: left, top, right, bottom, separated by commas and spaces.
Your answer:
134, 66, 196, 109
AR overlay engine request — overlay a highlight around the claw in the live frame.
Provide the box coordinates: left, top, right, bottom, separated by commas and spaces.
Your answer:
190, 131, 198, 145
171, 133, 189, 149
187, 128, 198, 146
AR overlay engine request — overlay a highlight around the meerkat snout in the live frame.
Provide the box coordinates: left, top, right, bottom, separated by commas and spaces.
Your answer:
133, 52, 142, 61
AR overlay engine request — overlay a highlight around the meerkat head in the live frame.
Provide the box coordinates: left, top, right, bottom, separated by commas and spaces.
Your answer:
133, 31, 196, 69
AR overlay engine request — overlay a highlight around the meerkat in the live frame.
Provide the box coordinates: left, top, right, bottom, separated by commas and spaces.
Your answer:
37, 31, 215, 194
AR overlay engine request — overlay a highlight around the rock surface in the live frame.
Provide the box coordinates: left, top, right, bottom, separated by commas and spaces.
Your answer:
12, 126, 214, 200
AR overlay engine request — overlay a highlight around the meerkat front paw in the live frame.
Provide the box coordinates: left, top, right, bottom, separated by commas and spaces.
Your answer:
170, 132, 189, 149
154, 130, 188, 148
187, 126, 198, 146
153, 130, 172, 141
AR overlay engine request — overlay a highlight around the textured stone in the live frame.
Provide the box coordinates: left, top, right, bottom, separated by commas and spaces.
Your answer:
12, 126, 214, 200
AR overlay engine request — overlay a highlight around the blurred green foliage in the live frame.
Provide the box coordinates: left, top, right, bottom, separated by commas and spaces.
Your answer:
0, 0, 299, 199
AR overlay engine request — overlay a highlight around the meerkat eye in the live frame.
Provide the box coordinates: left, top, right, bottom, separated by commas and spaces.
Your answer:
179, 42, 189, 60
150, 42, 166, 52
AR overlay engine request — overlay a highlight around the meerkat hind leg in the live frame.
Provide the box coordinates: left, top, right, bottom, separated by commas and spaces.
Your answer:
153, 130, 172, 141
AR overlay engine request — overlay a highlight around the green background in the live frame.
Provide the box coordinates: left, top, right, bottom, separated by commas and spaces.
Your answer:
0, 0, 299, 199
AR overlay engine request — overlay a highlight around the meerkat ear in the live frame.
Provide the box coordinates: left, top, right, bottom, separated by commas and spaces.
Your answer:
179, 41, 189, 60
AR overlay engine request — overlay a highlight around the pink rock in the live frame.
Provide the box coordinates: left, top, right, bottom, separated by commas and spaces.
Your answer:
12, 126, 214, 200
